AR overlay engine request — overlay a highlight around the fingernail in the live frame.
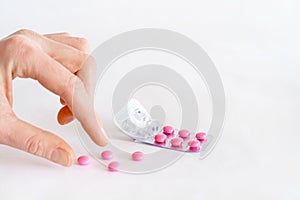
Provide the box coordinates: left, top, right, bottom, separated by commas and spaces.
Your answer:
51, 148, 73, 166
61, 115, 74, 125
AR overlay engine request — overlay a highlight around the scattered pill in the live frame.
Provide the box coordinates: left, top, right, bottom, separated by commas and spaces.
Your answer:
196, 132, 207, 143
108, 161, 120, 172
163, 125, 174, 135
77, 155, 90, 165
101, 150, 113, 160
178, 129, 190, 138
132, 151, 144, 161
154, 133, 167, 143
170, 137, 183, 147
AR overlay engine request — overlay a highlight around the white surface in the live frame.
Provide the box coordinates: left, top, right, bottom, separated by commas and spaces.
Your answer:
0, 0, 299, 199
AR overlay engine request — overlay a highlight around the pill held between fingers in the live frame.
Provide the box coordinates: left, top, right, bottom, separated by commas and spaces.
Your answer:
108, 161, 120, 172
178, 129, 190, 138
132, 151, 144, 161
77, 155, 90, 165
163, 125, 174, 135
154, 133, 167, 143
170, 137, 183, 147
196, 132, 207, 143
101, 150, 113, 160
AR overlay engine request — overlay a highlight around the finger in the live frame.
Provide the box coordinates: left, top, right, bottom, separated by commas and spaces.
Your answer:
75, 56, 97, 97
15, 29, 88, 73
54, 36, 91, 122
42, 36, 88, 73
0, 116, 74, 166
71, 57, 108, 145
72, 78, 108, 146
44, 32, 70, 37
0, 66, 13, 107
45, 35, 89, 53
60, 98, 66, 105
44, 33, 91, 125
57, 105, 74, 125
57, 56, 96, 125
16, 44, 107, 146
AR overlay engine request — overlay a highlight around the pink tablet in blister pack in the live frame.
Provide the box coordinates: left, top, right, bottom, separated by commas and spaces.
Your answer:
137, 126, 206, 152
114, 99, 208, 153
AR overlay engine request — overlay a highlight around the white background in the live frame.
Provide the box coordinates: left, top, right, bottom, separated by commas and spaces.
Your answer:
0, 0, 299, 199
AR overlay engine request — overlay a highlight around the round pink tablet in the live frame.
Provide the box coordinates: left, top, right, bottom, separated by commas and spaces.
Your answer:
189, 146, 200, 152
101, 150, 113, 160
170, 137, 183, 147
154, 133, 167, 143
77, 155, 89, 165
178, 129, 190, 138
188, 140, 201, 152
188, 140, 200, 147
196, 132, 207, 143
132, 151, 144, 161
163, 125, 174, 135
108, 161, 120, 172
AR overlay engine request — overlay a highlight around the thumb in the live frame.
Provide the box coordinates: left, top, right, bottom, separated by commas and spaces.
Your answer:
1, 116, 74, 166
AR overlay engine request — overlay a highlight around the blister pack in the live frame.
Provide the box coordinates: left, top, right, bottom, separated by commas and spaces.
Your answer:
114, 99, 208, 153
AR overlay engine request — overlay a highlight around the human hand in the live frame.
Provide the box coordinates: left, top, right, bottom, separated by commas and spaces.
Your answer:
0, 29, 108, 166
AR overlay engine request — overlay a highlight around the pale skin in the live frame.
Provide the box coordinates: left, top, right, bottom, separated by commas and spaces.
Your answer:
0, 29, 108, 166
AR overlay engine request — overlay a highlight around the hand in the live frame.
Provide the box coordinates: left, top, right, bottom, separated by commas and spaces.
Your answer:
0, 29, 108, 166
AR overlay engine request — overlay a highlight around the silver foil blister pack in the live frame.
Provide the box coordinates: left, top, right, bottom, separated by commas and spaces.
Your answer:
114, 99, 208, 153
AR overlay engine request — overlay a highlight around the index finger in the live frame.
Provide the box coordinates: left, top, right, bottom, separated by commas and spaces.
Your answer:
18, 45, 107, 146
71, 70, 108, 146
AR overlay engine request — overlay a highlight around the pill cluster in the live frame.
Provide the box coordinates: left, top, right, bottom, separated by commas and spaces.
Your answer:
100, 150, 122, 172
77, 150, 144, 172
114, 99, 208, 153
137, 125, 207, 153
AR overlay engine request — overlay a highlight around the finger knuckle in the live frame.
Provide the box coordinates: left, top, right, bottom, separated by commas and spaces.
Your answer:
60, 74, 77, 102
5, 35, 37, 77
15, 29, 36, 36
86, 56, 96, 71
25, 134, 45, 156
81, 53, 89, 64
71, 52, 89, 73
61, 32, 70, 36
0, 113, 17, 144
6, 35, 35, 56
77, 37, 88, 45
76, 37, 89, 52
24, 132, 64, 159
5, 35, 28, 49
65, 74, 77, 91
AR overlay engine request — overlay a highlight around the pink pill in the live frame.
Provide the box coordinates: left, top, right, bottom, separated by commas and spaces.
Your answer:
154, 133, 167, 143
101, 150, 113, 160
196, 132, 207, 143
189, 146, 201, 152
77, 155, 89, 165
178, 129, 190, 138
163, 125, 174, 135
170, 137, 183, 147
108, 161, 120, 172
188, 140, 201, 152
188, 140, 200, 147
132, 151, 144, 161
